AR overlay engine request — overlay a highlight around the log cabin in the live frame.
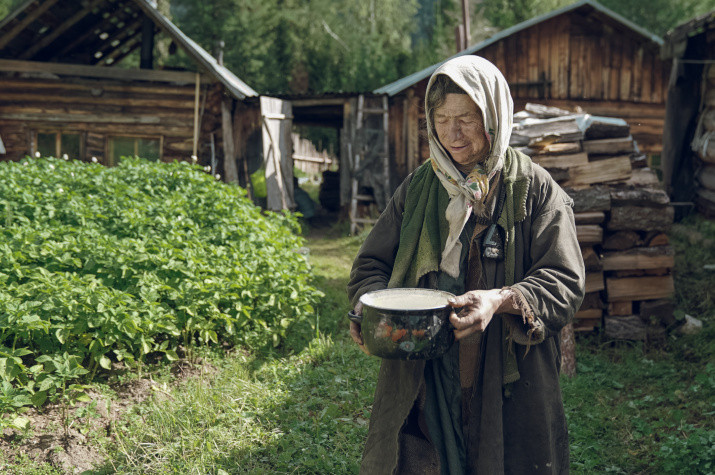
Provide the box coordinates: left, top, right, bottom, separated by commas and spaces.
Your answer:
0, 0, 263, 192
374, 0, 670, 189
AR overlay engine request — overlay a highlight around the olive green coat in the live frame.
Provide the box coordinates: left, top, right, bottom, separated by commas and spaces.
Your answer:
347, 159, 585, 474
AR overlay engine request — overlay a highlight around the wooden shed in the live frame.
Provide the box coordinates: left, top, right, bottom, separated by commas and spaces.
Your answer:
0, 0, 298, 207
375, 0, 670, 189
661, 10, 715, 217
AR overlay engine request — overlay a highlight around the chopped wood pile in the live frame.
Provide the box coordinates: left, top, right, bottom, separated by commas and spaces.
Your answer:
512, 103, 675, 339
692, 64, 715, 216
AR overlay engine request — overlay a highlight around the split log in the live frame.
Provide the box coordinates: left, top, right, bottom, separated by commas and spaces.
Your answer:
639, 299, 675, 326
580, 292, 605, 310
619, 168, 662, 187
697, 165, 715, 191
511, 116, 585, 145
586, 271, 605, 293
609, 188, 669, 207
564, 186, 611, 212
575, 308, 602, 320
575, 211, 605, 225
545, 167, 570, 183
608, 301, 633, 316
580, 246, 602, 271
608, 205, 674, 231
601, 246, 674, 271
563, 155, 632, 186
604, 315, 648, 340
696, 188, 715, 216
704, 109, 715, 132
530, 142, 582, 155
695, 137, 715, 164
584, 116, 630, 139
577, 225, 603, 244
582, 136, 635, 155
644, 231, 669, 247
525, 103, 573, 118
603, 231, 642, 250
606, 275, 674, 302
630, 153, 648, 169
533, 152, 588, 168
574, 318, 601, 332
560, 323, 576, 377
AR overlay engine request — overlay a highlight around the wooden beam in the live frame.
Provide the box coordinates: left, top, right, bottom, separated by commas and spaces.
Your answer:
0, 112, 165, 125
102, 38, 145, 67
0, 0, 62, 50
95, 32, 142, 66
0, 59, 198, 83
20, 0, 106, 60
94, 17, 143, 55
57, 9, 140, 59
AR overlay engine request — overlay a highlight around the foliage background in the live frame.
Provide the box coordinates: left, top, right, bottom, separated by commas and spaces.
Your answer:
1, 0, 713, 93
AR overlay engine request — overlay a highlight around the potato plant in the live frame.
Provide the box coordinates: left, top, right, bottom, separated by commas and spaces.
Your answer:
0, 156, 322, 413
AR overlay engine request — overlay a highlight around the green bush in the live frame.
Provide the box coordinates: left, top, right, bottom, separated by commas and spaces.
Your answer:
0, 156, 322, 413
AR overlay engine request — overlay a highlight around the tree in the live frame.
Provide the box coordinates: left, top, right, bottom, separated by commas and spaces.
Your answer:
599, 0, 715, 36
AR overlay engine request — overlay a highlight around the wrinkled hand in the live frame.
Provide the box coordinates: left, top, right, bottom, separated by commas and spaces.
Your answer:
448, 289, 506, 340
349, 301, 370, 355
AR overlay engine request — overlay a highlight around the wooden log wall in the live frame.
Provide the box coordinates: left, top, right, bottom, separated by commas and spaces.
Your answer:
0, 75, 224, 166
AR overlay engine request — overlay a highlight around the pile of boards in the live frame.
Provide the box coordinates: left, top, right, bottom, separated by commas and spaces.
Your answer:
512, 103, 675, 340
692, 64, 715, 216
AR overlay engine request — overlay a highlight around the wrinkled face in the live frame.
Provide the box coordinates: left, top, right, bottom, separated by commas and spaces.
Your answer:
433, 93, 490, 171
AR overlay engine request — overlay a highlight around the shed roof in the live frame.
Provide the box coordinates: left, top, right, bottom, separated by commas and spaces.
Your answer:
0, 0, 257, 99
662, 10, 715, 59
374, 0, 664, 96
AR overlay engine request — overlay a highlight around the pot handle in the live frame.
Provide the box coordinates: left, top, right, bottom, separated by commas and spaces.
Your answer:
347, 310, 363, 324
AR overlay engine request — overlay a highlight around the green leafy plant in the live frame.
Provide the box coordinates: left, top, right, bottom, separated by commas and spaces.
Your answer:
0, 156, 323, 415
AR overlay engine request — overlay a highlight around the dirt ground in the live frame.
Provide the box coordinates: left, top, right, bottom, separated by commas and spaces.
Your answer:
0, 359, 214, 474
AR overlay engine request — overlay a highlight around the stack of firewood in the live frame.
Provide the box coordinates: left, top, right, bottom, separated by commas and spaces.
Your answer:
692, 64, 715, 216
512, 103, 675, 339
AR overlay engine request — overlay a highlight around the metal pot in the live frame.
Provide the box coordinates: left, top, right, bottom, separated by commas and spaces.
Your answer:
348, 288, 455, 360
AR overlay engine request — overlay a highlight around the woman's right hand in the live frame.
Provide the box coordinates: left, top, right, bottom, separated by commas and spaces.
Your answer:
349, 302, 370, 355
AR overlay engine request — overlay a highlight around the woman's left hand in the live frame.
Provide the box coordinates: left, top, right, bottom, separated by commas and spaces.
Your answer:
448, 289, 507, 340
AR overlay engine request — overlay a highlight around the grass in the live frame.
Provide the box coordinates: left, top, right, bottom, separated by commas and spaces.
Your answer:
3, 216, 713, 473
96, 227, 379, 474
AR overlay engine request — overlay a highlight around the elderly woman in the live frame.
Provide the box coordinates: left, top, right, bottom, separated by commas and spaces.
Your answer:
347, 56, 585, 474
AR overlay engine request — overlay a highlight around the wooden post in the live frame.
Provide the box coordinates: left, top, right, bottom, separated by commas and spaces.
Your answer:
140, 16, 154, 69
221, 97, 238, 183
192, 73, 200, 159
461, 0, 471, 48
560, 323, 576, 377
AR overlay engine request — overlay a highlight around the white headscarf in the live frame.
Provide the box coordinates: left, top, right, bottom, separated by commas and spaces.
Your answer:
425, 56, 514, 278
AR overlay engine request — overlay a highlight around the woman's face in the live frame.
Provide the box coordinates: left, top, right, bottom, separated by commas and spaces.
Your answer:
433, 93, 490, 171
